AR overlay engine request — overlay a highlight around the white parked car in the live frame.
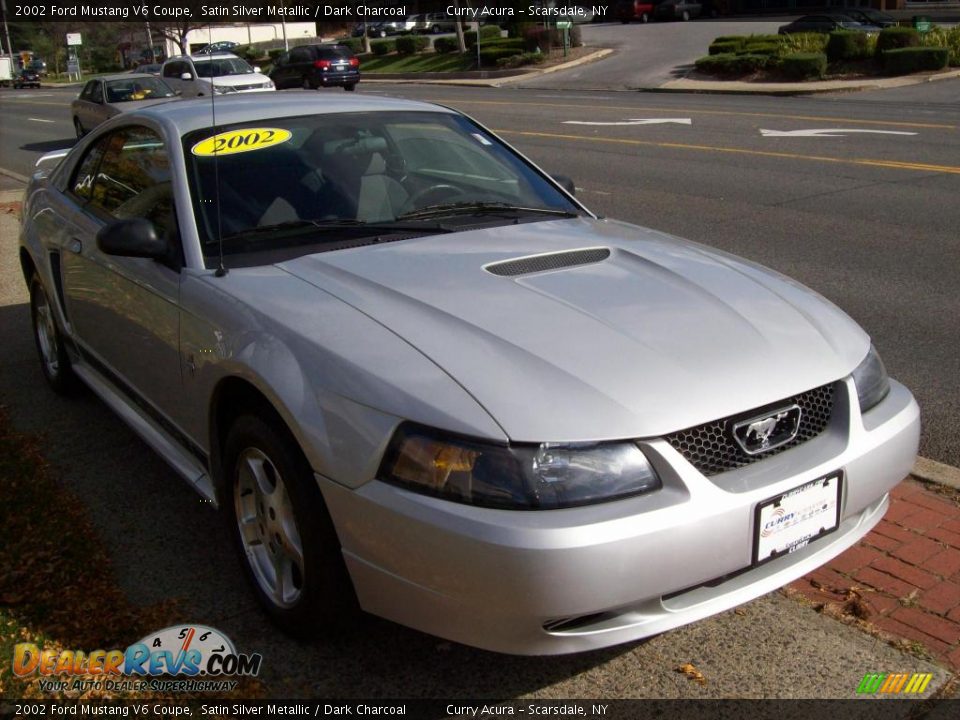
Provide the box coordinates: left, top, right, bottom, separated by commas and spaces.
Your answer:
161, 53, 274, 98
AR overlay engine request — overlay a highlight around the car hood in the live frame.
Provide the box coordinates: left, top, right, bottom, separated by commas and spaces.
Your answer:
209, 73, 272, 87
279, 218, 869, 441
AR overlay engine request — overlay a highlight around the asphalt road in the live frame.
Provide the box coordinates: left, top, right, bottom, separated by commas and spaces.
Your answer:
1, 76, 959, 700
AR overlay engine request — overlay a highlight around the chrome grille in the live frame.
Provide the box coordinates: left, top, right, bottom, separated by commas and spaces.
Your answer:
664, 383, 836, 476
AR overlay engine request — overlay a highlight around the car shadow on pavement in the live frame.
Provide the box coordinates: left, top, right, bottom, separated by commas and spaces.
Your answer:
0, 301, 638, 698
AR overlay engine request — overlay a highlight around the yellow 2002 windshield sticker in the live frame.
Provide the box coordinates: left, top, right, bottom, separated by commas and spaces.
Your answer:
191, 128, 292, 157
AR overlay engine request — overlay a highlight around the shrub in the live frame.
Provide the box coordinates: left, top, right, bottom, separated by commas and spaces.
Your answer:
780, 32, 828, 55
482, 38, 525, 52
694, 53, 769, 75
876, 27, 920, 54
370, 39, 395, 56
267, 48, 284, 62
521, 25, 581, 53
712, 35, 745, 44
882, 46, 949, 74
479, 48, 524, 67
921, 26, 960, 66
709, 40, 742, 55
433, 36, 459, 53
464, 25, 504, 48
496, 51, 547, 69
780, 52, 827, 79
337, 37, 364, 54
740, 42, 780, 57
395, 35, 430, 55
826, 31, 872, 62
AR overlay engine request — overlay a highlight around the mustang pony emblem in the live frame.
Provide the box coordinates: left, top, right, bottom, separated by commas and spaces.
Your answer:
733, 406, 803, 455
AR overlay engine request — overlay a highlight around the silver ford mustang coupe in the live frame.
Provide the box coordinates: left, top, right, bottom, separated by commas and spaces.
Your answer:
20, 94, 919, 655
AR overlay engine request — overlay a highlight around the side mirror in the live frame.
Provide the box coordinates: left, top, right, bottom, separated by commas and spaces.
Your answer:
553, 174, 576, 197
174, 90, 182, 96
253, 65, 262, 73
97, 218, 168, 260
180, 72, 193, 81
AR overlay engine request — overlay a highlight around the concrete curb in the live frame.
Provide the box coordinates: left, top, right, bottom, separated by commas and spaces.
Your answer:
363, 49, 615, 87
913, 456, 960, 491
0, 167, 30, 184
655, 68, 960, 96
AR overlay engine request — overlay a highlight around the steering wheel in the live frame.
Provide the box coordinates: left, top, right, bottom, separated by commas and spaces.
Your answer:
401, 184, 466, 213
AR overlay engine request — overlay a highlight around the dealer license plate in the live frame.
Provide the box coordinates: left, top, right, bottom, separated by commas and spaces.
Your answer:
753, 473, 842, 565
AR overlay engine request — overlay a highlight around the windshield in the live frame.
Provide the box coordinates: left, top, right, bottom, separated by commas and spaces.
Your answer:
105, 77, 175, 102
193, 57, 255, 78
183, 111, 582, 266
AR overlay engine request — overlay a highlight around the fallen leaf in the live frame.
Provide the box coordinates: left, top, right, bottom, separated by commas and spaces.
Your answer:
676, 663, 707, 685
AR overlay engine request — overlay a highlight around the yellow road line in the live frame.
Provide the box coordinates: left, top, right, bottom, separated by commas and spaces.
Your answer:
444, 98, 957, 131
495, 128, 960, 176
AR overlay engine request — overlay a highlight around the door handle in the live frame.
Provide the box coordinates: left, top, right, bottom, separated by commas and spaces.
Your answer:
67, 238, 82, 254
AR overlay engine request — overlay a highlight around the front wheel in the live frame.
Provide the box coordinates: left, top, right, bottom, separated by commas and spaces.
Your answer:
30, 275, 75, 394
224, 414, 357, 635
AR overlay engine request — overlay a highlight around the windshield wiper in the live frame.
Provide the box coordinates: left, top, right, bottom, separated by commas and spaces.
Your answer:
396, 202, 581, 222
219, 217, 455, 244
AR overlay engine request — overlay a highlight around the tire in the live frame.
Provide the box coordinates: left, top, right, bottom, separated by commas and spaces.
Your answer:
620, 19, 629, 24
73, 118, 85, 138
302, 75, 314, 90
223, 414, 357, 636
29, 275, 75, 394
343, 83, 356, 92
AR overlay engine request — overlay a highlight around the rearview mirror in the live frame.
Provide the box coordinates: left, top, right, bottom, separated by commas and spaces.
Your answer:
97, 218, 168, 260
552, 174, 576, 196
180, 72, 193, 81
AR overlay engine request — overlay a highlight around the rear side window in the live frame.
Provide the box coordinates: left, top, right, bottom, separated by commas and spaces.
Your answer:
289, 47, 312, 63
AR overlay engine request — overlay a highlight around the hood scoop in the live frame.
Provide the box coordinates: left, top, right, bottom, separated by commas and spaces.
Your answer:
485, 247, 611, 277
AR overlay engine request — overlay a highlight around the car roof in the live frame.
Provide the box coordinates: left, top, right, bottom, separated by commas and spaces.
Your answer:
165, 53, 240, 63
121, 93, 458, 135
98, 72, 163, 82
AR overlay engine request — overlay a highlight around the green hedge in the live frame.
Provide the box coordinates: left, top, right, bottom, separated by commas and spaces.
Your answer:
478, 47, 523, 66
464, 25, 504, 48
267, 48, 284, 62
370, 39, 395, 56
882, 46, 949, 74
337, 37, 364, 53
920, 26, 960, 66
826, 31, 872, 62
780, 52, 827, 79
876, 26, 920, 54
497, 51, 547, 69
395, 35, 430, 55
709, 40, 742, 55
694, 53, 769, 75
482, 38, 525, 52
433, 36, 459, 53
740, 41, 780, 56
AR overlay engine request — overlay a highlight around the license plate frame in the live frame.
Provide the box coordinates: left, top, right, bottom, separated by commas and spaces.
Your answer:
752, 472, 843, 565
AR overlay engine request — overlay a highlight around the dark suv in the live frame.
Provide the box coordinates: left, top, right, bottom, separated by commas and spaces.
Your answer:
269, 45, 360, 91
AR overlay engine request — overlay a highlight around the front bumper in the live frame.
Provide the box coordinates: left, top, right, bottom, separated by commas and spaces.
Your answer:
319, 378, 919, 655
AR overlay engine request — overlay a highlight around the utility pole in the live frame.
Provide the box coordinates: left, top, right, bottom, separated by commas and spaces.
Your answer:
1, 0, 15, 64
145, 21, 156, 63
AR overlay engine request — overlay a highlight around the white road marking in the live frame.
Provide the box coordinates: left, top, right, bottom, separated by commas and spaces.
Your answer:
563, 118, 692, 126
760, 128, 918, 138
28, 117, 55, 123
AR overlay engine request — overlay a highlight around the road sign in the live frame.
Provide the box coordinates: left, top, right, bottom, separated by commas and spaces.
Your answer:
556, 21, 572, 29
67, 33, 82, 46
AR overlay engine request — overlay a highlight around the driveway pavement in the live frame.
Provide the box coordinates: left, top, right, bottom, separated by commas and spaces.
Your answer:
1, 186, 956, 701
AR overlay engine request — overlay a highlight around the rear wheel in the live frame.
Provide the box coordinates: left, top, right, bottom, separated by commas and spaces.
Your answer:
343, 83, 357, 92
302, 75, 315, 90
30, 275, 75, 394
224, 414, 357, 636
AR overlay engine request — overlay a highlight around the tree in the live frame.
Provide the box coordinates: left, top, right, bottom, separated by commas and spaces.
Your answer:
151, 20, 211, 55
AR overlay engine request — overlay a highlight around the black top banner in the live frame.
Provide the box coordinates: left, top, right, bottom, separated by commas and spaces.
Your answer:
1, 1, 605, 23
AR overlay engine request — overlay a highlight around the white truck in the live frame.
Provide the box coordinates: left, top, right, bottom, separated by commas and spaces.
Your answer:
0, 56, 13, 87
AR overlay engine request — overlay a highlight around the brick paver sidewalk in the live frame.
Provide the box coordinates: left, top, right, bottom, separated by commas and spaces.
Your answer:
790, 477, 960, 671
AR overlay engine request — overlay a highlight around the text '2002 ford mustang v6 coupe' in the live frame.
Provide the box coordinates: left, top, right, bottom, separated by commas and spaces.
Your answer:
19, 93, 919, 654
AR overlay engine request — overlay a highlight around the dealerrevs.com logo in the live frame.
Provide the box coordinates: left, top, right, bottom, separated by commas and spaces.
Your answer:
856, 672, 934, 695
13, 625, 261, 693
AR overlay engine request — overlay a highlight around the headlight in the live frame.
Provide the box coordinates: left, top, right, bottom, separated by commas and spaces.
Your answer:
852, 345, 890, 413
379, 425, 661, 509
212, 85, 236, 94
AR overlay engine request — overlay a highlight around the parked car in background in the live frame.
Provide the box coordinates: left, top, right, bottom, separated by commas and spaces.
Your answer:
778, 15, 880, 34
270, 44, 360, 91
197, 40, 240, 55
841, 9, 897, 28
411, 12, 458, 34
133, 63, 163, 76
616, 0, 659, 23
26, 59, 47, 76
13, 69, 41, 89
653, 0, 702, 21
161, 53, 274, 98
21, 93, 919, 655
72, 74, 177, 137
